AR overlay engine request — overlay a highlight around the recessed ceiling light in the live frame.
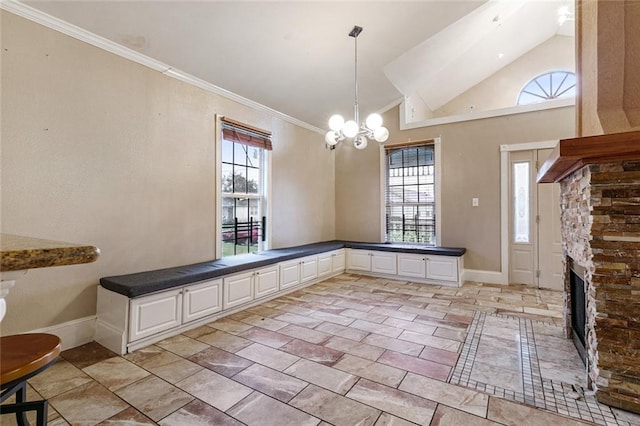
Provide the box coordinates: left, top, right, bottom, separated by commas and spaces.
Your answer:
498, 52, 504, 59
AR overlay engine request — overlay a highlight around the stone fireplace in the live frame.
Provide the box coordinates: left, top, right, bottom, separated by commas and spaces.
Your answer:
538, 130, 640, 413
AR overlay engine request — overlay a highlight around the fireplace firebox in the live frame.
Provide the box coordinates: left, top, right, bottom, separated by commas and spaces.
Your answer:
569, 261, 587, 366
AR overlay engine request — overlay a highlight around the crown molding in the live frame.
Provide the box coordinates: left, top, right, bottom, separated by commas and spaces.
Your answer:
0, 0, 325, 135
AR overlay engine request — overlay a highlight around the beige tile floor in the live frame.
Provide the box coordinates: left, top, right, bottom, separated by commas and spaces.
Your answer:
2, 273, 638, 425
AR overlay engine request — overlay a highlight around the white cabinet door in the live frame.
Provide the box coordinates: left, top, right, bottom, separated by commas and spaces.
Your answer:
300, 256, 318, 283
371, 252, 397, 275
347, 250, 371, 271
332, 249, 346, 273
317, 253, 333, 277
130, 289, 182, 342
223, 271, 254, 309
182, 279, 222, 323
280, 260, 301, 290
397, 254, 427, 279
426, 256, 459, 282
254, 266, 279, 298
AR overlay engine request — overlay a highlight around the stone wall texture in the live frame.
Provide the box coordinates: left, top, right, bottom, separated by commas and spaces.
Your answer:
560, 161, 640, 413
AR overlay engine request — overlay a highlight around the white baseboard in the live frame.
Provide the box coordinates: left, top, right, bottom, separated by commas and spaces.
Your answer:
31, 316, 96, 351
95, 319, 127, 355
462, 269, 508, 285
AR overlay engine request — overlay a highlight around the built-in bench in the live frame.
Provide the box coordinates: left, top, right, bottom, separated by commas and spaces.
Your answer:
96, 240, 465, 354
100, 240, 465, 298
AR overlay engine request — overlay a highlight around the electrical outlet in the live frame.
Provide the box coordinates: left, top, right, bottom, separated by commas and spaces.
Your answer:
472, 198, 479, 207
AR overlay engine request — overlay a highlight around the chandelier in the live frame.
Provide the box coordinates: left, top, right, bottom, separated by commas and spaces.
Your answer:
325, 26, 389, 150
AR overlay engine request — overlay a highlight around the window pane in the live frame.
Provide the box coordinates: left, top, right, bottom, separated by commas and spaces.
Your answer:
513, 162, 530, 243
233, 166, 247, 193
221, 139, 234, 163
389, 151, 404, 168
247, 146, 260, 168
221, 163, 233, 193
388, 170, 403, 186
221, 197, 235, 226
247, 167, 260, 194
234, 143, 248, 166
388, 187, 403, 203
404, 185, 419, 203
419, 185, 434, 203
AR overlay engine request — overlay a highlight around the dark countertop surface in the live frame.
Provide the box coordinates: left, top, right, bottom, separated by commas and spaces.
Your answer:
101, 240, 465, 298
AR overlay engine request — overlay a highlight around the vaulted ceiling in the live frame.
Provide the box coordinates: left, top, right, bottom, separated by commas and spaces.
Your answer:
22, 0, 575, 131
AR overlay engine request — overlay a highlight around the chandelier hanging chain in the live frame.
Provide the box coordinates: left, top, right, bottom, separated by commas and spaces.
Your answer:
352, 26, 359, 125
325, 25, 389, 150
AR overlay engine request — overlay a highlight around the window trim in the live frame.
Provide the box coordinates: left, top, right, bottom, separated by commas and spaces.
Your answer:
215, 115, 272, 258
379, 138, 441, 246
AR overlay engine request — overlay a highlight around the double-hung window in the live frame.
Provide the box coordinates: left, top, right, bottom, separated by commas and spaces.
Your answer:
384, 143, 436, 245
219, 117, 271, 257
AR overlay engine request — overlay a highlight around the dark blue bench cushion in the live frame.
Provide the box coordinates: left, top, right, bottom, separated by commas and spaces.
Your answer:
344, 242, 466, 257
100, 240, 465, 298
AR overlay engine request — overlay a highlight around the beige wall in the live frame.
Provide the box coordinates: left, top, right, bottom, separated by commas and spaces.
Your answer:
576, 0, 640, 136
335, 105, 576, 272
435, 36, 575, 118
0, 12, 334, 334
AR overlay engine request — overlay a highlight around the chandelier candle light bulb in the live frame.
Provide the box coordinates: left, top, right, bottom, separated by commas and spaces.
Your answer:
325, 25, 389, 148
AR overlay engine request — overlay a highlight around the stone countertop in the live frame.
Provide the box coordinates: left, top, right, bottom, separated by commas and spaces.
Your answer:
1, 234, 100, 272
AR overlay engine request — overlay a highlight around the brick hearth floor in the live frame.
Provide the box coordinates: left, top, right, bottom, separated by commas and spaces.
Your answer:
4, 273, 640, 425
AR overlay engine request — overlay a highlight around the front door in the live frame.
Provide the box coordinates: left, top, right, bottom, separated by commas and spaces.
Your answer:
508, 149, 563, 289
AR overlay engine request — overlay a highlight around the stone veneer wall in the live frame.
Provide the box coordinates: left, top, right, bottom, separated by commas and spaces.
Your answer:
560, 161, 640, 413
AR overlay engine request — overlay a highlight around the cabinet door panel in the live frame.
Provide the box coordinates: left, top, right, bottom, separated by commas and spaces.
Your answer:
426, 256, 458, 282
371, 252, 397, 275
130, 289, 182, 342
224, 272, 254, 309
332, 250, 346, 273
347, 250, 371, 271
300, 256, 318, 283
280, 260, 301, 289
317, 253, 333, 277
183, 279, 222, 323
398, 254, 426, 278
255, 266, 279, 298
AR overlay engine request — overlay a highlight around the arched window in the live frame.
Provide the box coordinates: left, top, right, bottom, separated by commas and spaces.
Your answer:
517, 71, 576, 105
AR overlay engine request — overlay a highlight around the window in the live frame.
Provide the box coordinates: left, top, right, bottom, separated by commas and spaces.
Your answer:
513, 161, 530, 243
219, 118, 271, 257
517, 71, 576, 105
385, 144, 436, 245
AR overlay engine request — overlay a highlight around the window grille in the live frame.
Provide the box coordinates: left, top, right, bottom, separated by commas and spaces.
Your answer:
384, 144, 436, 245
517, 71, 576, 105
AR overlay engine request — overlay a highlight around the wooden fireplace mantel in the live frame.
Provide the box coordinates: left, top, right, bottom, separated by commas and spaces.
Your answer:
537, 130, 640, 183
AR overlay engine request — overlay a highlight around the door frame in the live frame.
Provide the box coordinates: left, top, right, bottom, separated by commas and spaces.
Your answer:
498, 140, 558, 284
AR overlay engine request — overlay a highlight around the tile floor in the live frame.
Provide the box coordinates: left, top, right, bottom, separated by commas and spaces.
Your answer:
4, 273, 640, 425
451, 312, 638, 425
